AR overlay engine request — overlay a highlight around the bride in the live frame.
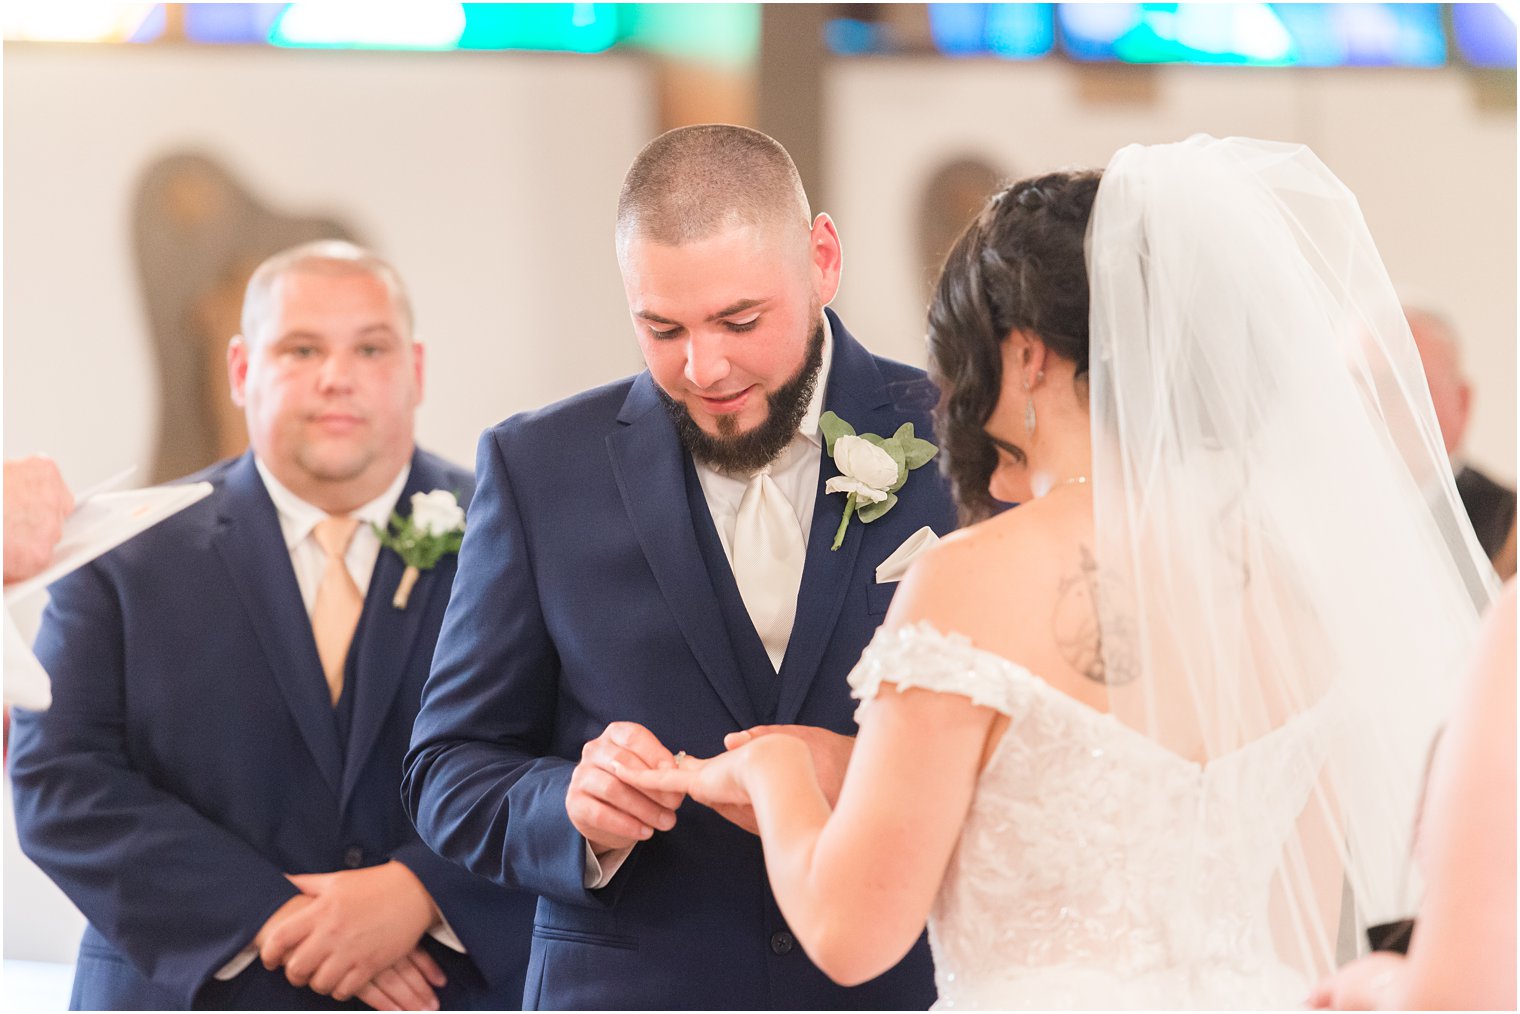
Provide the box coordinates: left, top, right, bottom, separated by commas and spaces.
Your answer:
627, 136, 1497, 1008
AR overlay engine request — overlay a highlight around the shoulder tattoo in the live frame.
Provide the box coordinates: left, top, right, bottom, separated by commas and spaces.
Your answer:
1054, 544, 1139, 686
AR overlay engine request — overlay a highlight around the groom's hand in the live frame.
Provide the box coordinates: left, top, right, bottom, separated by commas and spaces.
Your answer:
727, 725, 855, 806
568, 722, 684, 853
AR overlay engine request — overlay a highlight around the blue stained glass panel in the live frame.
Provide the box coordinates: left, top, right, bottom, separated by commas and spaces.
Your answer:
1453, 4, 1517, 68
929, 4, 1054, 59
1273, 4, 1445, 67
825, 18, 884, 56
930, 4, 995, 56
985, 3, 1055, 58
184, 3, 287, 44
457, 4, 619, 52
1055, 3, 1446, 66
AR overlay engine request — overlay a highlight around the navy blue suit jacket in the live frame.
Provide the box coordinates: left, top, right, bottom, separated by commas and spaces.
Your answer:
404, 314, 958, 1010
9, 449, 535, 1010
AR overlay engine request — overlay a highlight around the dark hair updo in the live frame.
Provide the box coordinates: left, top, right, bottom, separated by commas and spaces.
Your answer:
927, 169, 1102, 524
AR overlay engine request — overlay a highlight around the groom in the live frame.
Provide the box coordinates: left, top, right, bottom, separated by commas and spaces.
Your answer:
404, 125, 955, 1009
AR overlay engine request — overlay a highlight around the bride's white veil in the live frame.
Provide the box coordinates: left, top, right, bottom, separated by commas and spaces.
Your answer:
1086, 135, 1497, 977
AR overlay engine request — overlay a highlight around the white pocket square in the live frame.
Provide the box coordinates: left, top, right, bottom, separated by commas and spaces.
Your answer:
875, 526, 939, 584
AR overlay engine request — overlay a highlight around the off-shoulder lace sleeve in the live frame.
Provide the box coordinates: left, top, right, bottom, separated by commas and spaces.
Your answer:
846, 620, 1033, 721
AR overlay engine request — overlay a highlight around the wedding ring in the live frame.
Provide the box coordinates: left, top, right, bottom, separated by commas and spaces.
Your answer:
673, 751, 687, 768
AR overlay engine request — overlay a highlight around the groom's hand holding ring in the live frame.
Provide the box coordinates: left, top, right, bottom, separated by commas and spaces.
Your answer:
568, 721, 685, 854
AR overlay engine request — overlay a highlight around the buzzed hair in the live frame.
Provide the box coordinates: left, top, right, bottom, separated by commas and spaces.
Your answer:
240, 239, 414, 344
616, 124, 812, 253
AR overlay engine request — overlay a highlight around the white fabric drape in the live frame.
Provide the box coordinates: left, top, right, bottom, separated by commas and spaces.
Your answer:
1086, 135, 1497, 979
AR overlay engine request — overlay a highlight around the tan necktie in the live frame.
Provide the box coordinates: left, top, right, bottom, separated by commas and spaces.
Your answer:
311, 515, 363, 706
732, 468, 806, 671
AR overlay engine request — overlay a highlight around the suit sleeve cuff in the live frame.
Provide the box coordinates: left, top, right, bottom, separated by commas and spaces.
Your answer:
583, 840, 634, 890
211, 880, 303, 983
213, 946, 258, 981
427, 903, 467, 953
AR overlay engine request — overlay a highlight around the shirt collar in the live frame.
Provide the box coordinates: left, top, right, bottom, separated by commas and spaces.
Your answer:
797, 313, 835, 449
254, 456, 412, 551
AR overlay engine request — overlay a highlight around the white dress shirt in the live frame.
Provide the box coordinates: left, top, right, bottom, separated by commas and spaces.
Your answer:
255, 457, 409, 613
584, 320, 836, 889
216, 458, 463, 981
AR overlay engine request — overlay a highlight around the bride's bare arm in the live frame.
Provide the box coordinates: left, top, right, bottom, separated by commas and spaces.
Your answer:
736, 679, 994, 985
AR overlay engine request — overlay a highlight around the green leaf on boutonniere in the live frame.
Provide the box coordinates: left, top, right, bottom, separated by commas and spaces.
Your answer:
902, 438, 938, 471
856, 491, 898, 524
819, 411, 856, 455
892, 421, 939, 471
882, 440, 909, 492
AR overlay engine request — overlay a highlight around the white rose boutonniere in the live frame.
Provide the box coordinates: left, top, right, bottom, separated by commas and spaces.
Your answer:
374, 489, 466, 608
410, 489, 466, 535
820, 411, 938, 550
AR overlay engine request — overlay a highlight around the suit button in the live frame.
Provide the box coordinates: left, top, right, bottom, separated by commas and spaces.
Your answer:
770, 931, 794, 956
343, 846, 364, 868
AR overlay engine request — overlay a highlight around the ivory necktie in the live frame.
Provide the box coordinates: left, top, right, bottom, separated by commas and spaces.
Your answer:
732, 469, 806, 671
312, 515, 363, 706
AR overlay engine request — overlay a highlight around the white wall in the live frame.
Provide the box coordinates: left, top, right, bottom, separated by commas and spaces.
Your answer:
3, 43, 656, 491
825, 59, 1517, 481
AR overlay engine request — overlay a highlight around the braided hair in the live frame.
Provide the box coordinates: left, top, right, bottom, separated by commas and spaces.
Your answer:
927, 170, 1102, 524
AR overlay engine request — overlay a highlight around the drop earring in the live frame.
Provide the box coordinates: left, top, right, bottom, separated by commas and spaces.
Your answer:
1023, 370, 1043, 434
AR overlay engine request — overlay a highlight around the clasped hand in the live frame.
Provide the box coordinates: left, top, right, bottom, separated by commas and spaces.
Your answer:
256, 860, 445, 1011
570, 722, 853, 841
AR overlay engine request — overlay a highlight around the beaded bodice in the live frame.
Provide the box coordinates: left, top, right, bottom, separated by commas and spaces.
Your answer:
848, 622, 1333, 1009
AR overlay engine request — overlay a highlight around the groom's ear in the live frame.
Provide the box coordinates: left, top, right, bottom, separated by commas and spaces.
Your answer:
808, 213, 843, 305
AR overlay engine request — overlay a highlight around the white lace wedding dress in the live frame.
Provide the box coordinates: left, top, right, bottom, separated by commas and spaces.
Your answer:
850, 622, 1338, 1010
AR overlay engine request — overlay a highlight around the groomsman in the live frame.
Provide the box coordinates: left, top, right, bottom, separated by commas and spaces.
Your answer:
405, 125, 957, 1009
9, 241, 534, 1010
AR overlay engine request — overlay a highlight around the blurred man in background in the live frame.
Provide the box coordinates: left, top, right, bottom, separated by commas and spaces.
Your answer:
1406, 305, 1516, 578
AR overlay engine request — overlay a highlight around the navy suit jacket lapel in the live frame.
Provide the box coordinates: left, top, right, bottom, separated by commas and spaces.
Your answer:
340, 454, 444, 810
212, 453, 343, 796
775, 311, 895, 725
608, 376, 760, 730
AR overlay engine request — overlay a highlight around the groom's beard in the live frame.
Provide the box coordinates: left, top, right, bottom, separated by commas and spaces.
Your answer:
657, 319, 826, 475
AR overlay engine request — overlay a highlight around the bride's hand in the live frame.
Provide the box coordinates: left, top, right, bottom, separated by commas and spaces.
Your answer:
620, 746, 757, 811
726, 725, 854, 807
1306, 951, 1404, 1009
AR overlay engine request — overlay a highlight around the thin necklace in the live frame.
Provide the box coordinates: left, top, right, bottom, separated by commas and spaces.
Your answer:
1033, 474, 1090, 500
